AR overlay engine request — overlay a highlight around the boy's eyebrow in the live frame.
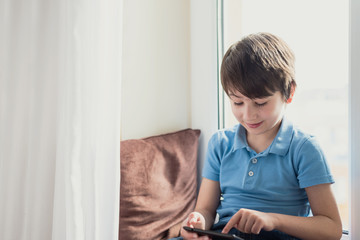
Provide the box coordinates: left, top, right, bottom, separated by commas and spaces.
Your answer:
229, 93, 270, 101
229, 93, 243, 99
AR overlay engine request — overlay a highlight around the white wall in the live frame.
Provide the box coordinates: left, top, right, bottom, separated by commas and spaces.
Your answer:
121, 0, 191, 140
121, 0, 218, 183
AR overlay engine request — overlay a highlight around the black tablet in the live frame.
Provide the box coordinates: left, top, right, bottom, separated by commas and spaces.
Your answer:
183, 226, 244, 240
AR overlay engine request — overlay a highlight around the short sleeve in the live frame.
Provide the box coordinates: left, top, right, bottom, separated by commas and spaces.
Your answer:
295, 136, 334, 189
202, 133, 221, 181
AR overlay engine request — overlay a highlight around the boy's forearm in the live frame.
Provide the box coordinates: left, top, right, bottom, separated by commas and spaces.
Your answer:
194, 208, 216, 230
271, 213, 342, 240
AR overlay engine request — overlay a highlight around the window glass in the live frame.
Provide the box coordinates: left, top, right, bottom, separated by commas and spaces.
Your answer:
222, 0, 349, 228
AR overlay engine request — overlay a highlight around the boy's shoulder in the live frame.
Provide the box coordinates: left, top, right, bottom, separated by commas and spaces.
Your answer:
211, 124, 239, 141
208, 124, 242, 152
288, 122, 323, 154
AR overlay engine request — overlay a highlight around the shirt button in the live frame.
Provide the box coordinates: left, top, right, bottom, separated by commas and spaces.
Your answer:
248, 171, 254, 177
252, 158, 258, 164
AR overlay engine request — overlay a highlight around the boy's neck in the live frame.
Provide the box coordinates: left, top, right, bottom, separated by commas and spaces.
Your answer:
246, 120, 282, 154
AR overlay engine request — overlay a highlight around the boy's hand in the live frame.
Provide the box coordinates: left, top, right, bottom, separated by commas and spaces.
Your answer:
222, 208, 277, 235
187, 212, 206, 229
180, 212, 210, 240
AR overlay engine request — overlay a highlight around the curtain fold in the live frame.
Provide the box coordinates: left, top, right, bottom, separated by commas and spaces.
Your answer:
0, 0, 122, 239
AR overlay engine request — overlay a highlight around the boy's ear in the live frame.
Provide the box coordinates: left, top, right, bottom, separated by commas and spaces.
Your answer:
286, 84, 296, 104
286, 94, 294, 103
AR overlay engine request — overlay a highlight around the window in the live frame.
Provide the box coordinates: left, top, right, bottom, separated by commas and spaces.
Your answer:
218, 0, 349, 229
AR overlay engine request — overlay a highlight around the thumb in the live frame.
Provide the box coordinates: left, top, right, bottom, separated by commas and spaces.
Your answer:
187, 213, 200, 227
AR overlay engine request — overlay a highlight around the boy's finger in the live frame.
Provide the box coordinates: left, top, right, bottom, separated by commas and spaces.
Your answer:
198, 236, 211, 240
189, 217, 198, 223
251, 220, 262, 235
222, 214, 241, 233
188, 213, 198, 223
188, 212, 197, 218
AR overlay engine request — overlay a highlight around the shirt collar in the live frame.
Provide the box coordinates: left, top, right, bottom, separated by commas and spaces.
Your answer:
232, 124, 249, 151
268, 117, 293, 156
232, 117, 293, 156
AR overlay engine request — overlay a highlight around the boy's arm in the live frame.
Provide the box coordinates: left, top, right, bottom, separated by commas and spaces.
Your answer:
275, 183, 342, 240
194, 178, 221, 230
181, 177, 221, 231
222, 183, 342, 240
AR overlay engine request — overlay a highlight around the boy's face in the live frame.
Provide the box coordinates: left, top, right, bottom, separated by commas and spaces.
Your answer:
229, 90, 287, 139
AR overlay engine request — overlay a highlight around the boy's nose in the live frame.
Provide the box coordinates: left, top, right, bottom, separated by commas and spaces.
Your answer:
244, 105, 257, 121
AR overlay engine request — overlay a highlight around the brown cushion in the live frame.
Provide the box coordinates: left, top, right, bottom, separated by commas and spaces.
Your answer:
119, 129, 200, 240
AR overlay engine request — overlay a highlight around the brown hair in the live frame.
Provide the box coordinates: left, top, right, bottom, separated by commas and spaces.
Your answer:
221, 32, 296, 100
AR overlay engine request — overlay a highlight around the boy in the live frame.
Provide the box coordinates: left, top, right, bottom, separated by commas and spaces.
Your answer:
179, 33, 342, 240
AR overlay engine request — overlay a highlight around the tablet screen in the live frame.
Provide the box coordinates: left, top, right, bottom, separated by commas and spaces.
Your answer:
183, 226, 244, 240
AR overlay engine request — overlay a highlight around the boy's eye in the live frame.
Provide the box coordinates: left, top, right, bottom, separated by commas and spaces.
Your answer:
233, 102, 243, 106
255, 102, 267, 107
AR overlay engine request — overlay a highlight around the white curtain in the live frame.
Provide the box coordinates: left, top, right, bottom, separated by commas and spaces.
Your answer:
0, 0, 122, 239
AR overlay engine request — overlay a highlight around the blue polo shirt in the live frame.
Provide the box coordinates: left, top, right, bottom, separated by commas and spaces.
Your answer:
202, 118, 334, 227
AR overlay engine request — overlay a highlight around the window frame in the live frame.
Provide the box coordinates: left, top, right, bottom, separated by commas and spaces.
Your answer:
349, 0, 360, 238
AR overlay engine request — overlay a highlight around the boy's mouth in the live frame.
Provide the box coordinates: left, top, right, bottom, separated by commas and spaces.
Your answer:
246, 121, 263, 129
